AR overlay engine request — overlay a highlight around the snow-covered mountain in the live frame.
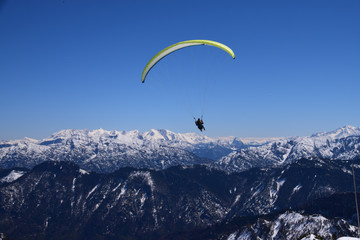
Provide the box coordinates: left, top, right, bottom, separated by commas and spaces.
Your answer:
1, 126, 360, 173
215, 125, 360, 172
0, 128, 256, 172
1, 158, 360, 239
225, 212, 358, 240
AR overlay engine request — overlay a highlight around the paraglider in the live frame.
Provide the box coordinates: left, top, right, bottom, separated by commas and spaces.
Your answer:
194, 117, 205, 132
141, 39, 235, 131
141, 39, 235, 83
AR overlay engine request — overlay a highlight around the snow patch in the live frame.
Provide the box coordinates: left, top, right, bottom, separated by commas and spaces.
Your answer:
232, 194, 241, 206
302, 234, 320, 240
86, 185, 99, 198
112, 182, 122, 192
337, 238, 360, 240
271, 218, 281, 239
227, 231, 238, 240
140, 193, 147, 208
116, 185, 127, 201
277, 178, 286, 191
1, 170, 26, 183
293, 184, 302, 193
72, 178, 76, 192
79, 169, 89, 175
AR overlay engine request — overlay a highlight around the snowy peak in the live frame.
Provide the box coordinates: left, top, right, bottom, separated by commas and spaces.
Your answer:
238, 136, 286, 145
144, 129, 175, 141
215, 125, 360, 172
44, 128, 249, 152
0, 128, 249, 172
47, 128, 209, 145
226, 212, 358, 240
2, 126, 360, 173
310, 125, 360, 139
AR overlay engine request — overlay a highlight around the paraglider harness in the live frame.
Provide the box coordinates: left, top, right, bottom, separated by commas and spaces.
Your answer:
194, 117, 205, 132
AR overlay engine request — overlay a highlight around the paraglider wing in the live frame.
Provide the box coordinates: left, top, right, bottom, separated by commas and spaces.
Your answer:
141, 40, 235, 83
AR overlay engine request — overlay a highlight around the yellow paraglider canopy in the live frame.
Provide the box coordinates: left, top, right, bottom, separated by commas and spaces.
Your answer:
141, 40, 235, 83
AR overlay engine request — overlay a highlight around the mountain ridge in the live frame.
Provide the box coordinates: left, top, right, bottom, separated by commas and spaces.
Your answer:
215, 125, 360, 172
1, 126, 360, 173
0, 128, 267, 172
1, 158, 359, 239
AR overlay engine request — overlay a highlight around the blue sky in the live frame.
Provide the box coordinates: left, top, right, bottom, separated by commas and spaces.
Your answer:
1, 0, 359, 140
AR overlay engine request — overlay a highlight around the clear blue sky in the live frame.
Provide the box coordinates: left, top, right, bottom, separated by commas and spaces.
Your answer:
1, 0, 359, 140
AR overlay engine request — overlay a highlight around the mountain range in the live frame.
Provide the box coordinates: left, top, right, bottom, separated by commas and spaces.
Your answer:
1, 126, 360, 239
0, 128, 275, 172
215, 125, 360, 172
1, 158, 359, 239
1, 126, 360, 173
